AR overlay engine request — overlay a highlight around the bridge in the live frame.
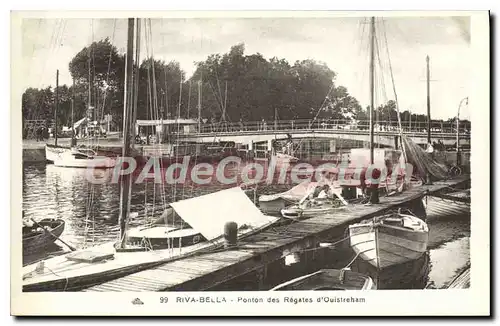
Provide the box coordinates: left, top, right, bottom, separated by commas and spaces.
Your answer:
178, 119, 470, 149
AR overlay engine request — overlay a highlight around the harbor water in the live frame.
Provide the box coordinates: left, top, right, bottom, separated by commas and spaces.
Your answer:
21, 163, 470, 290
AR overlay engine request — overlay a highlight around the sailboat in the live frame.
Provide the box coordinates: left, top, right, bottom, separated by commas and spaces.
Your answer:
44, 69, 70, 163
22, 18, 279, 292
45, 48, 117, 167
347, 17, 429, 270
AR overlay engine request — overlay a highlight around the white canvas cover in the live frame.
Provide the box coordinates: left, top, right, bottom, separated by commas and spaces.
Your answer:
170, 187, 277, 241
259, 180, 320, 202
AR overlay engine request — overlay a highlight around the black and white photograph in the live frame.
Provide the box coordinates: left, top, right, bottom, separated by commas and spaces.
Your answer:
10, 10, 489, 316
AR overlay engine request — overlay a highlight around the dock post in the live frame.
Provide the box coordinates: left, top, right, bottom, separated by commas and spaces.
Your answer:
256, 266, 268, 290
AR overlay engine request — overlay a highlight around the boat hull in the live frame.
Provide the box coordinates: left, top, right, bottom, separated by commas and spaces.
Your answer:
125, 226, 207, 249
281, 201, 346, 220
45, 144, 70, 163
259, 197, 288, 215
270, 269, 375, 291
349, 215, 429, 270
22, 218, 278, 292
23, 218, 65, 256
53, 157, 116, 169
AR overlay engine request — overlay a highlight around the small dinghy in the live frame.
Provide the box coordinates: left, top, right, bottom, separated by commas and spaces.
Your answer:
281, 198, 346, 220
270, 269, 375, 291
23, 218, 65, 256
348, 210, 429, 270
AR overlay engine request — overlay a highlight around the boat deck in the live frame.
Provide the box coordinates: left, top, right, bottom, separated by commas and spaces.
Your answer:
83, 175, 470, 292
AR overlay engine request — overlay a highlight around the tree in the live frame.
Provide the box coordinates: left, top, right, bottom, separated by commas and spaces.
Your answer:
317, 85, 362, 121
68, 38, 125, 125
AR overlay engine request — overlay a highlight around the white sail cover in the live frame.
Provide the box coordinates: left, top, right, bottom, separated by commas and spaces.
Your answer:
170, 187, 277, 241
259, 180, 319, 202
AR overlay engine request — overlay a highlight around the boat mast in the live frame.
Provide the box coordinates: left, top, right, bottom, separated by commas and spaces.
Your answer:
132, 18, 141, 145
55, 69, 59, 146
197, 78, 202, 132
369, 17, 375, 165
118, 18, 137, 247
71, 77, 75, 139
87, 44, 92, 137
457, 97, 468, 166
426, 55, 431, 144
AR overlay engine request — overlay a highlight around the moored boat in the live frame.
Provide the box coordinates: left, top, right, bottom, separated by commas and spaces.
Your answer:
23, 218, 65, 256
281, 198, 347, 220
45, 144, 71, 163
270, 269, 375, 291
348, 211, 429, 270
258, 180, 321, 215
53, 149, 116, 169
125, 225, 206, 250
22, 187, 280, 292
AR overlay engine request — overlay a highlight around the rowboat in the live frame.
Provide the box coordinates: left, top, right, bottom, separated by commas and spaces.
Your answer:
348, 212, 429, 270
53, 149, 116, 169
281, 198, 347, 220
22, 187, 280, 292
23, 218, 65, 256
270, 269, 375, 291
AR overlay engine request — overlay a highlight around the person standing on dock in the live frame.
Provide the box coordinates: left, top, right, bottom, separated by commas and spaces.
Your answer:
360, 166, 381, 205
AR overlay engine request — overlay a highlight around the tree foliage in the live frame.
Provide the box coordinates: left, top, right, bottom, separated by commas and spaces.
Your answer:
22, 39, 469, 135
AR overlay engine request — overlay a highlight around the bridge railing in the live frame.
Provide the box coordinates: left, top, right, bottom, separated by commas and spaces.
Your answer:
193, 119, 470, 136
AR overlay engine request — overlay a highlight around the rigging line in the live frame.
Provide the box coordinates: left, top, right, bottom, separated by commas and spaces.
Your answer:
98, 19, 117, 123
212, 60, 224, 112
149, 19, 160, 122
36, 19, 61, 87
206, 80, 225, 116
374, 32, 386, 147
145, 19, 166, 209
146, 19, 167, 212
187, 80, 192, 119
147, 19, 161, 222
173, 76, 183, 202
85, 19, 98, 244
143, 21, 156, 223
30, 19, 66, 122
382, 19, 407, 163
291, 82, 336, 155
147, 22, 167, 212
91, 19, 99, 136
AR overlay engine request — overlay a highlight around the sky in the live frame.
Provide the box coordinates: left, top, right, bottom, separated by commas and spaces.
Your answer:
20, 16, 471, 120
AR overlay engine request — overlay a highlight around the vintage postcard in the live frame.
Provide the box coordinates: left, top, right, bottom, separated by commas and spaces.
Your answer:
10, 10, 490, 316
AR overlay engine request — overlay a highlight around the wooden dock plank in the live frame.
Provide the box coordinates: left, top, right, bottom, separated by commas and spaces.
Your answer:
84, 177, 469, 292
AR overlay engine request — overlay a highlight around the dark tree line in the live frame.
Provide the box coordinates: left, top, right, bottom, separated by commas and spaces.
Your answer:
21, 38, 469, 133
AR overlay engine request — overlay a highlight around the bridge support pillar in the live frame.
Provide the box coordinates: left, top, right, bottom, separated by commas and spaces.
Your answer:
394, 136, 399, 150
329, 140, 336, 153
248, 141, 254, 150
267, 139, 273, 151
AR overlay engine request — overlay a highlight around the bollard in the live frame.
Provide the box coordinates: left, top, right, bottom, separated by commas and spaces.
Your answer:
224, 221, 238, 248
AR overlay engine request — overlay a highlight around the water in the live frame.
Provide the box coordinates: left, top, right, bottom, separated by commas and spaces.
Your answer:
22, 163, 245, 249
21, 163, 470, 290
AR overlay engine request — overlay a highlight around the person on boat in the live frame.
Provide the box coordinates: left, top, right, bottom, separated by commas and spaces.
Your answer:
298, 185, 323, 208
317, 184, 333, 200
23, 219, 34, 228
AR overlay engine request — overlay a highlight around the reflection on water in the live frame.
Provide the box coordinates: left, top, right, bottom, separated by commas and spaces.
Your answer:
22, 164, 471, 289
426, 237, 470, 289
22, 164, 241, 249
